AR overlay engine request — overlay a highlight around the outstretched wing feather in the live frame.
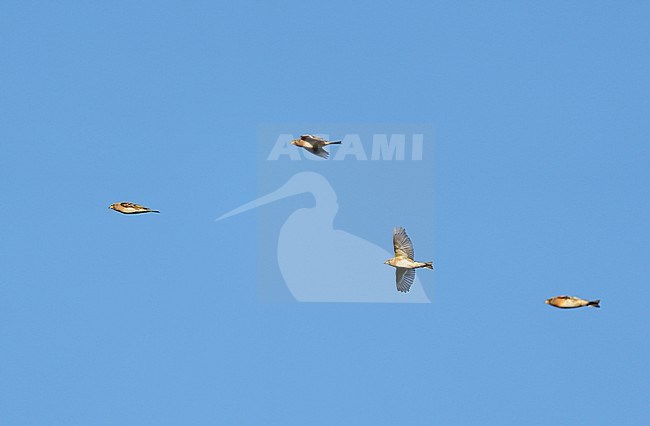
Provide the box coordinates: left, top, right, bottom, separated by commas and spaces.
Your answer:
396, 268, 415, 293
393, 227, 414, 259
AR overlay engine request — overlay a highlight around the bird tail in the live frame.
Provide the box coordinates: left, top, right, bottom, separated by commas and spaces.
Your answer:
423, 262, 434, 270
587, 299, 600, 308
149, 210, 161, 213
326, 141, 342, 145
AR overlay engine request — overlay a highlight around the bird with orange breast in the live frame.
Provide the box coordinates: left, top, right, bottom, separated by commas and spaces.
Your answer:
290, 134, 342, 159
109, 202, 160, 214
384, 227, 434, 293
545, 295, 600, 309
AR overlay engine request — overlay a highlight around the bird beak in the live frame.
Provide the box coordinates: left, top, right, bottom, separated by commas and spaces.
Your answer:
216, 176, 306, 221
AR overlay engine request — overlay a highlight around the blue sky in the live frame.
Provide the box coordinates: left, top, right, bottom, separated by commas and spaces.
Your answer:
1, 1, 648, 424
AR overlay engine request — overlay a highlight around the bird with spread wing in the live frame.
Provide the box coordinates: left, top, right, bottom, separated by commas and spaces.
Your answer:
384, 227, 433, 293
290, 134, 342, 159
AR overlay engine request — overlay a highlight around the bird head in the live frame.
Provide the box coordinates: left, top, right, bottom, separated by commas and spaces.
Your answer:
109, 204, 116, 210
384, 259, 391, 265
290, 139, 298, 146
544, 299, 551, 304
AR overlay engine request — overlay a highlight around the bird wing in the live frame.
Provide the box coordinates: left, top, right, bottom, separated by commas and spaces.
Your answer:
396, 268, 415, 293
301, 134, 327, 144
393, 227, 414, 259
121, 202, 156, 212
121, 202, 142, 209
313, 147, 329, 159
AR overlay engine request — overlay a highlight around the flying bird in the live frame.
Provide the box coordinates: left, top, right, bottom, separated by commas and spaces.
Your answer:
217, 172, 431, 303
545, 295, 600, 309
384, 227, 433, 293
109, 202, 160, 214
291, 134, 342, 159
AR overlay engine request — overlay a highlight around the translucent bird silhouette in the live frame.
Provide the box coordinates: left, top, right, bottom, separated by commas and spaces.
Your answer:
545, 295, 600, 309
217, 172, 431, 303
384, 227, 434, 292
109, 202, 160, 214
291, 135, 342, 159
